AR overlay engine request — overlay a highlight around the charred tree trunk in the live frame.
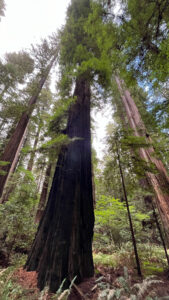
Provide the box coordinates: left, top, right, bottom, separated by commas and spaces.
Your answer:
92, 164, 96, 208
25, 77, 94, 292
115, 76, 169, 242
0, 53, 57, 198
35, 164, 52, 223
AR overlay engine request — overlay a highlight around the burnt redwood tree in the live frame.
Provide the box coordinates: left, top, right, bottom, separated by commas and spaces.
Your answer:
25, 0, 96, 292
26, 75, 94, 291
25, 0, 113, 291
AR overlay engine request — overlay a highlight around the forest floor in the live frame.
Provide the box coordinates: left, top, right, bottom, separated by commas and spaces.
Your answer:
0, 246, 169, 299
3, 264, 169, 300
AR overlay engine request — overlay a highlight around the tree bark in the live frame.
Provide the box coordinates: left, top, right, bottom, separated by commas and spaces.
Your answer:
0, 126, 28, 204
115, 76, 169, 242
25, 77, 95, 292
0, 53, 57, 198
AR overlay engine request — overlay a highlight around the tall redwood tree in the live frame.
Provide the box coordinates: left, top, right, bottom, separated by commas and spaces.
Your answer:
26, 77, 94, 291
116, 77, 169, 241
0, 50, 57, 199
25, 0, 113, 291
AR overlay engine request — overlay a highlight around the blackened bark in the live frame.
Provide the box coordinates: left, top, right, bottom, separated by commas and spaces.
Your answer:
35, 164, 52, 223
25, 77, 94, 292
0, 53, 57, 198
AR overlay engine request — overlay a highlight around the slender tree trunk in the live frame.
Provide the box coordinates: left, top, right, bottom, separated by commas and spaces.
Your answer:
115, 76, 169, 242
27, 125, 41, 172
25, 77, 95, 292
37, 167, 45, 193
116, 139, 142, 277
152, 203, 169, 267
0, 127, 28, 204
35, 164, 52, 223
0, 53, 57, 198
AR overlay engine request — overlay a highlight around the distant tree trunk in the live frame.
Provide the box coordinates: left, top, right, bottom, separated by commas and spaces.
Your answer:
25, 77, 95, 292
0, 53, 57, 198
115, 76, 169, 242
27, 125, 41, 172
152, 203, 169, 267
37, 167, 45, 193
0, 126, 28, 204
116, 139, 142, 276
35, 163, 52, 223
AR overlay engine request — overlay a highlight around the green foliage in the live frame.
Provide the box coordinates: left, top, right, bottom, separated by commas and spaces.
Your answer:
5, 51, 34, 83
94, 241, 168, 278
41, 134, 69, 150
0, 168, 38, 259
31, 34, 58, 73
59, 0, 115, 95
39, 276, 77, 300
117, 0, 169, 84
0, 51, 34, 92
0, 161, 10, 172
0, 160, 10, 166
94, 195, 127, 249
48, 97, 76, 134
94, 195, 150, 250
121, 135, 149, 148
95, 249, 167, 299
0, 280, 26, 300
21, 145, 32, 155
60, 0, 91, 66
0, 263, 39, 300
0, 170, 7, 176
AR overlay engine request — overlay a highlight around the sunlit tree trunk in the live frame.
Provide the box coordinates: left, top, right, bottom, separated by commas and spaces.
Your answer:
116, 76, 169, 241
35, 163, 52, 223
0, 54, 57, 198
25, 77, 95, 292
27, 124, 41, 172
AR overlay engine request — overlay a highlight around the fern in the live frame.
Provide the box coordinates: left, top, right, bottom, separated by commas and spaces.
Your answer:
132, 276, 163, 299
38, 286, 49, 300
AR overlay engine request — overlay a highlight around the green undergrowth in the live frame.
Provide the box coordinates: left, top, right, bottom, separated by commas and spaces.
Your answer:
0, 262, 77, 300
0, 255, 33, 300
0, 269, 29, 300
0, 243, 168, 299
0, 280, 38, 300
93, 251, 134, 269
93, 243, 168, 277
